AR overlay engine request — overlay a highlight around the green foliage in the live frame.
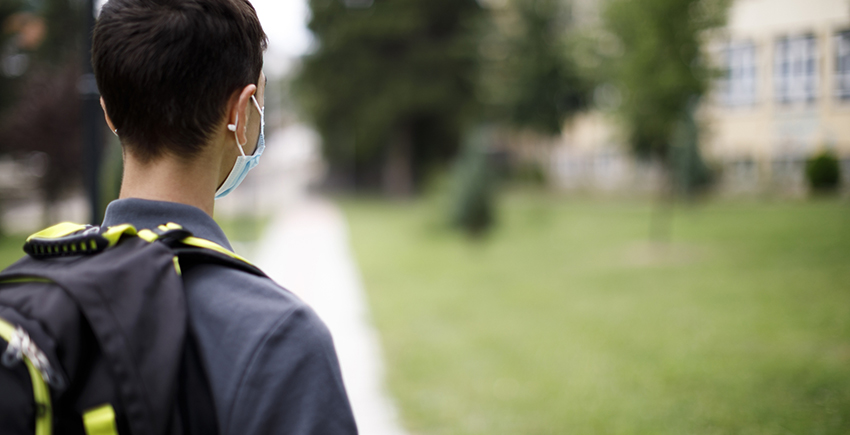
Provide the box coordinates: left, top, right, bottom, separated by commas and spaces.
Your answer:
805, 151, 841, 193
344, 195, 850, 434
296, 0, 484, 189
510, 160, 548, 186
603, 0, 728, 159
449, 130, 496, 236
499, 0, 589, 134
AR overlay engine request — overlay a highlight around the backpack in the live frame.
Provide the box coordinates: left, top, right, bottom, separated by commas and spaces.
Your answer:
0, 222, 265, 435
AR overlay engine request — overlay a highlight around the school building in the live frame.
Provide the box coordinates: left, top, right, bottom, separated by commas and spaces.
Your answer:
551, 0, 850, 195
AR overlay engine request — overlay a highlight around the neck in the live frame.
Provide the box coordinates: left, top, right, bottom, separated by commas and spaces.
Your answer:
119, 150, 220, 216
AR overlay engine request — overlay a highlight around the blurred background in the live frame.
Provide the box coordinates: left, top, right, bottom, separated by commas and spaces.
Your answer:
0, 0, 848, 433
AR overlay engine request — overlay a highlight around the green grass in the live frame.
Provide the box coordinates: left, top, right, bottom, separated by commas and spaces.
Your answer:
342, 193, 850, 435
0, 233, 26, 269
215, 214, 270, 244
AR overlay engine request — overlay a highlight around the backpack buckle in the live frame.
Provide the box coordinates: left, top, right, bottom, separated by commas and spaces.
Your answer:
24, 226, 108, 259
2, 325, 65, 389
152, 223, 193, 246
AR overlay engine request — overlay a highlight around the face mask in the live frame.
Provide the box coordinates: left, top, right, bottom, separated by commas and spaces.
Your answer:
215, 95, 265, 199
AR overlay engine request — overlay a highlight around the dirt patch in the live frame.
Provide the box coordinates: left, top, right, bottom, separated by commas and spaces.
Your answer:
619, 241, 707, 268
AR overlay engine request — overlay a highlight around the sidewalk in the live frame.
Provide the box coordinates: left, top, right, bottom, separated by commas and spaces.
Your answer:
235, 125, 407, 435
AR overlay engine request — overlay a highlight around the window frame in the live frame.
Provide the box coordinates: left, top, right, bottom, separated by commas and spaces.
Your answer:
835, 30, 850, 101
774, 34, 819, 105
721, 40, 759, 107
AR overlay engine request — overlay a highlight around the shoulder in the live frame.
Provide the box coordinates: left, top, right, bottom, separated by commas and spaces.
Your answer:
183, 263, 308, 326
181, 263, 328, 381
182, 264, 356, 434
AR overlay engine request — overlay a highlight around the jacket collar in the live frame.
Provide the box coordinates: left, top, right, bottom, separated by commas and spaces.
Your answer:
102, 198, 234, 252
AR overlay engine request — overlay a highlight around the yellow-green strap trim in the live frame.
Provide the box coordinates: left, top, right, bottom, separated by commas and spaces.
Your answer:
0, 277, 52, 285
0, 318, 52, 435
100, 224, 138, 247
167, 221, 251, 264
26, 222, 88, 242
159, 222, 183, 231
82, 404, 119, 435
181, 236, 253, 265
137, 229, 160, 243
28, 222, 250, 267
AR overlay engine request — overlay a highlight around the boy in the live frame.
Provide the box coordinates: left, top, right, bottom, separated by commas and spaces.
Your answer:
92, 1, 358, 433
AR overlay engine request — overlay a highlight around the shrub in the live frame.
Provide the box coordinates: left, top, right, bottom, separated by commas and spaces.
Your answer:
511, 160, 548, 186
805, 152, 841, 193
449, 132, 496, 237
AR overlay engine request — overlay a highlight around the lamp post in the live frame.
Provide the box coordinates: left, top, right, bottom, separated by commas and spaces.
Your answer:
80, 0, 103, 224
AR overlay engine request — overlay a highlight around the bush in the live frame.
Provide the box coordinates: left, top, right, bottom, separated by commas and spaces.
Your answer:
511, 160, 548, 186
805, 152, 841, 193
449, 132, 496, 237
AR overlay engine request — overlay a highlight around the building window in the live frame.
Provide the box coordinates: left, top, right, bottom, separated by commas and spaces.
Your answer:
836, 31, 850, 100
722, 41, 758, 106
774, 35, 818, 104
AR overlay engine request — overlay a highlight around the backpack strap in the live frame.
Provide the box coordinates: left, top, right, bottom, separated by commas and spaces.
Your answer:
176, 331, 219, 435
23, 223, 141, 259
22, 222, 264, 277
139, 223, 265, 277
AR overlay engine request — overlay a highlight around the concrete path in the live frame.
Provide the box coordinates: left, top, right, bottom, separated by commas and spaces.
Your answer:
230, 125, 408, 435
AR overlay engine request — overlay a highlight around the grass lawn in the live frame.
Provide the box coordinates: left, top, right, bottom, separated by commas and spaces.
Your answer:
342, 193, 850, 435
0, 232, 26, 269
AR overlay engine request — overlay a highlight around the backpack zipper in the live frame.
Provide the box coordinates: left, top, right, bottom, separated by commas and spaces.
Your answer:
0, 317, 53, 435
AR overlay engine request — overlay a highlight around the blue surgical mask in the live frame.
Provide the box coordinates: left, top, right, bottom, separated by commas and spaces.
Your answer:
215, 95, 265, 199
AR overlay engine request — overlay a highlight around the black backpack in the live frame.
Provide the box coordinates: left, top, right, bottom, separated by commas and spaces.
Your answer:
0, 222, 264, 435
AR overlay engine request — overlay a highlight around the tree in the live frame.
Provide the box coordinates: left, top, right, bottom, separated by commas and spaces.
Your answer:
481, 0, 589, 135
0, 65, 82, 224
296, 0, 484, 195
603, 0, 728, 240
670, 96, 713, 197
449, 127, 497, 237
0, 0, 85, 224
0, 0, 82, 109
0, 0, 33, 113
603, 0, 727, 162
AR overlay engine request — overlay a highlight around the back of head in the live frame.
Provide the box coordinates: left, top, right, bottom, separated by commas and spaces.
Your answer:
93, 0, 267, 163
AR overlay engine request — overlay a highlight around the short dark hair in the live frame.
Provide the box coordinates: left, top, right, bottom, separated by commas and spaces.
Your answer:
93, 0, 267, 162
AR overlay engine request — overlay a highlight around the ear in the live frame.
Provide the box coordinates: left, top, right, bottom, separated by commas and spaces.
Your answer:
100, 97, 118, 136
227, 84, 258, 146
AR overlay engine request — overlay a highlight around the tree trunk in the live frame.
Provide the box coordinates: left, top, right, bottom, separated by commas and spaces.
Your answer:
382, 126, 414, 198
649, 159, 674, 244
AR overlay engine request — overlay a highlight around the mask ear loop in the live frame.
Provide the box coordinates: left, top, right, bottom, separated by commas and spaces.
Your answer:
227, 114, 247, 156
